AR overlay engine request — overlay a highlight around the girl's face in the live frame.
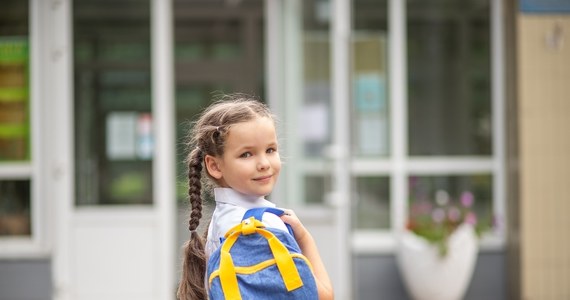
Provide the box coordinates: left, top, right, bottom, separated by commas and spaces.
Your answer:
206, 116, 281, 197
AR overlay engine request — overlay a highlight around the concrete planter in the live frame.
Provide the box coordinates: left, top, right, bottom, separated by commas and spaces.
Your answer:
396, 224, 478, 300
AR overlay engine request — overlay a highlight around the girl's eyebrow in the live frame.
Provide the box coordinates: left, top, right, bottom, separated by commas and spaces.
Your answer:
234, 141, 278, 152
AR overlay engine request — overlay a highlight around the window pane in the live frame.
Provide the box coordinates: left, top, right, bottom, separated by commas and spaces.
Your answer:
302, 0, 332, 158
352, 0, 389, 157
407, 0, 492, 156
174, 0, 264, 92
304, 175, 331, 205
0, 1, 30, 162
74, 0, 153, 205
0, 180, 31, 236
408, 174, 493, 221
353, 176, 390, 229
173, 0, 265, 205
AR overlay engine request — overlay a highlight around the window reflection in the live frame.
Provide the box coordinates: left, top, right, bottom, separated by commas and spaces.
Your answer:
0, 1, 29, 162
302, 0, 332, 158
407, 0, 492, 156
354, 176, 390, 229
352, 0, 389, 157
0, 180, 31, 236
304, 175, 331, 205
74, 0, 153, 205
0, 0, 31, 236
408, 174, 493, 219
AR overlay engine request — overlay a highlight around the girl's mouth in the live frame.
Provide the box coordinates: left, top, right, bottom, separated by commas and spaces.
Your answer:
253, 175, 272, 182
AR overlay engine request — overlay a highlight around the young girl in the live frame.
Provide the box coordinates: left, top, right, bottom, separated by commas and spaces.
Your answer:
177, 94, 334, 300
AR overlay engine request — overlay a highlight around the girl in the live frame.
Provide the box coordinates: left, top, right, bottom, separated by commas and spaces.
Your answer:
177, 94, 334, 300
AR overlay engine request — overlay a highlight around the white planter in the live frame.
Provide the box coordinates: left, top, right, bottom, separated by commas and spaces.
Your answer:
396, 224, 478, 300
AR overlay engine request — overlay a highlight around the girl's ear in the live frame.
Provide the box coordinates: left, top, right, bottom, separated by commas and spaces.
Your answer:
204, 155, 223, 180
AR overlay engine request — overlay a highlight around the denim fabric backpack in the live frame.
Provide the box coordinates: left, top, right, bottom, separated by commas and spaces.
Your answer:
206, 207, 318, 300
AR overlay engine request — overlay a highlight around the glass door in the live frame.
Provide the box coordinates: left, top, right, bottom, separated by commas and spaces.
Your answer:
279, 0, 353, 298
55, 0, 176, 298
74, 0, 153, 206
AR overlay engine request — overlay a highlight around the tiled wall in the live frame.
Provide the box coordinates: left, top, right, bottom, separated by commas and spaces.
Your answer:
517, 15, 570, 299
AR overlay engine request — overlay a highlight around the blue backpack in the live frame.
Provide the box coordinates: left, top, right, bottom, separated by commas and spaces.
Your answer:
206, 207, 318, 300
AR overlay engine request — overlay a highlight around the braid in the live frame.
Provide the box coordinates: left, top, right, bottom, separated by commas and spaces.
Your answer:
188, 148, 203, 231
177, 147, 207, 300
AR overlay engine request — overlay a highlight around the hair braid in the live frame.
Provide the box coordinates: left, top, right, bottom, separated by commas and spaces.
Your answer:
188, 148, 203, 232
177, 148, 206, 300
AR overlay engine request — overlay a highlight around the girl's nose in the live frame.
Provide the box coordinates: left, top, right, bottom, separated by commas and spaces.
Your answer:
257, 155, 270, 170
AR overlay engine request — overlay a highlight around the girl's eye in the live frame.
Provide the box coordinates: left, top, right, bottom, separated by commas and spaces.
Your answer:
267, 147, 277, 154
240, 152, 252, 158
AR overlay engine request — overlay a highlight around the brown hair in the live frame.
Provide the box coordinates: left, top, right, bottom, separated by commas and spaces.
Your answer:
177, 93, 274, 300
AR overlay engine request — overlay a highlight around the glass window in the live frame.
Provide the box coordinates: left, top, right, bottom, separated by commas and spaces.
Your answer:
349, 0, 390, 228
353, 176, 390, 229
352, 0, 389, 157
302, 0, 332, 158
304, 174, 332, 205
407, 0, 492, 156
408, 174, 493, 221
0, 180, 31, 236
0, 0, 31, 237
73, 0, 153, 205
0, 1, 30, 162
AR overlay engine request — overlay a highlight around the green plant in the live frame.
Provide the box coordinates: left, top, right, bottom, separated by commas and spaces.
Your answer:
406, 190, 495, 257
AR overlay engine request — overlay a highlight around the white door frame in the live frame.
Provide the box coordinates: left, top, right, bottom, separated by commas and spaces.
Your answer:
330, 0, 353, 299
267, 0, 352, 298
49, 0, 176, 299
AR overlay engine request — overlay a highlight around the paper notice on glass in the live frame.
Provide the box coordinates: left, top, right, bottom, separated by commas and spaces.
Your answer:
301, 102, 328, 143
355, 73, 386, 112
106, 112, 137, 160
358, 114, 388, 156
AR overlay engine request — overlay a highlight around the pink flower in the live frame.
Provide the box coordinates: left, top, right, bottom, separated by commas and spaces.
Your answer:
465, 212, 477, 225
447, 207, 461, 222
432, 208, 446, 224
460, 191, 474, 208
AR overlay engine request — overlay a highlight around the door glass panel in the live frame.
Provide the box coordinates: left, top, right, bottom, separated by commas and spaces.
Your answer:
304, 174, 332, 205
408, 174, 494, 224
407, 0, 492, 156
74, 0, 153, 205
352, 0, 389, 157
354, 176, 390, 229
302, 0, 332, 158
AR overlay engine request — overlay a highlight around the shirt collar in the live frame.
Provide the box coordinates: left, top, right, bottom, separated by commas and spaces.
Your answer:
214, 188, 276, 209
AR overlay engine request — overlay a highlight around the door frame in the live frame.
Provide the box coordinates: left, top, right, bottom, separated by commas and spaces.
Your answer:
50, 0, 176, 299
266, 0, 352, 298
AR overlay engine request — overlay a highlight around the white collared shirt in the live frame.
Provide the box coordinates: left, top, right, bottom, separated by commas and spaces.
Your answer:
205, 188, 288, 257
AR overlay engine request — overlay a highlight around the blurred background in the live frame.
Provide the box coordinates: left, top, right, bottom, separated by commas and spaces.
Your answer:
0, 0, 568, 299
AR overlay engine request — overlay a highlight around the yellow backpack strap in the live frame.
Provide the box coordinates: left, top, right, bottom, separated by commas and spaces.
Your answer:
219, 230, 242, 300
218, 218, 263, 300
257, 228, 304, 291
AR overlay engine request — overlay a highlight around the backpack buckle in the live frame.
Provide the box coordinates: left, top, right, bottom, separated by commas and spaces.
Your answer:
242, 217, 257, 235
